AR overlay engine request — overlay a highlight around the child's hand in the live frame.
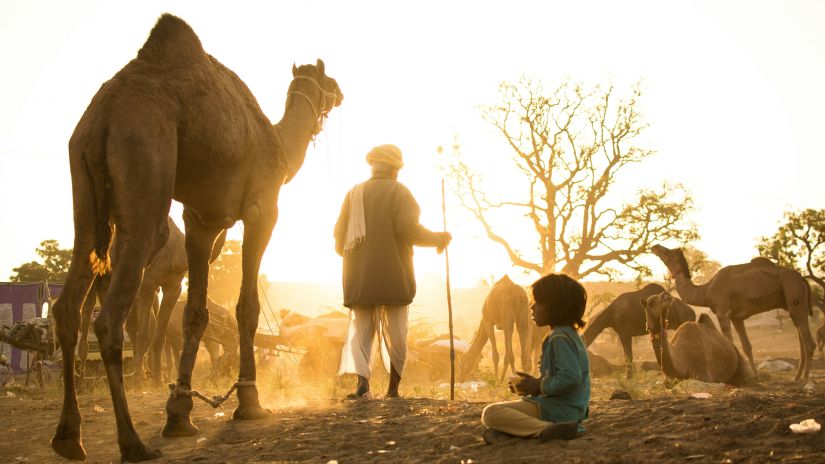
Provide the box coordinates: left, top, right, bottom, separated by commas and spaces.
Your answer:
509, 371, 541, 396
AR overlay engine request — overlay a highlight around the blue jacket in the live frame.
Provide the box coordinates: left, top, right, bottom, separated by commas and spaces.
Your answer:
526, 325, 590, 432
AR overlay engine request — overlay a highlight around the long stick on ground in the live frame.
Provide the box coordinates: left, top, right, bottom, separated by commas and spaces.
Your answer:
441, 179, 456, 400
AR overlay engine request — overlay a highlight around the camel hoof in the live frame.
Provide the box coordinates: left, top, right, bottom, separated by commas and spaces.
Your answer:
51, 436, 87, 461
121, 443, 163, 463
232, 405, 272, 421
163, 395, 199, 438
162, 415, 199, 437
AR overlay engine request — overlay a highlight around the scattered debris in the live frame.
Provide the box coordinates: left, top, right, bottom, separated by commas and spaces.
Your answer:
690, 392, 712, 399
6, 391, 16, 398
756, 359, 794, 372
438, 381, 487, 392
93, 405, 104, 413
803, 381, 815, 393
450, 445, 460, 451
385, 440, 396, 446
609, 390, 632, 400
789, 419, 821, 434
214, 411, 225, 418
196, 437, 207, 444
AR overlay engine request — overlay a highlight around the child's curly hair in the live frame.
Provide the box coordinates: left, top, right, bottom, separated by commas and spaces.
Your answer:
531, 273, 587, 330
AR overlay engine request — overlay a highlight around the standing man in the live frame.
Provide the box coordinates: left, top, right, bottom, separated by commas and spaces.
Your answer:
334, 144, 452, 399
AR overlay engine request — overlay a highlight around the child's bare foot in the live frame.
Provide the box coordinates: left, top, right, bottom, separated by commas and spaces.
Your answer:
482, 428, 517, 445
539, 422, 578, 442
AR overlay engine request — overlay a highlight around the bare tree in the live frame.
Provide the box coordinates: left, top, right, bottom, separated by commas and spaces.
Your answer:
447, 77, 697, 279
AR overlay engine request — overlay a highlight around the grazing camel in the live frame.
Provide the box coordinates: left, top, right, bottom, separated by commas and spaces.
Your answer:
652, 244, 815, 382
76, 218, 225, 383
458, 276, 531, 381
582, 283, 695, 379
641, 292, 755, 386
50, 14, 342, 462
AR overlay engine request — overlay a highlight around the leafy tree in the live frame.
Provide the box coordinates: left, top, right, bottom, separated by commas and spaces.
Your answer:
682, 246, 722, 285
10, 239, 72, 282
758, 208, 825, 298
446, 77, 698, 280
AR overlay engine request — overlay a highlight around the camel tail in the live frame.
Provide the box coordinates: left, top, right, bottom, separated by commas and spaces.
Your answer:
88, 167, 113, 276
77, 139, 114, 276
582, 305, 612, 347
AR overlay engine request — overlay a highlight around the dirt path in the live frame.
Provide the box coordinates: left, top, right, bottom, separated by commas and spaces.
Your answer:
1, 376, 823, 463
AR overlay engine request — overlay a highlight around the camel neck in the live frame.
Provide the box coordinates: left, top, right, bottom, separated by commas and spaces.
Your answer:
275, 99, 319, 183
672, 273, 709, 307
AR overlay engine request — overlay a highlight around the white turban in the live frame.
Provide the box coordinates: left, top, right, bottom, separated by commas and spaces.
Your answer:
366, 144, 404, 169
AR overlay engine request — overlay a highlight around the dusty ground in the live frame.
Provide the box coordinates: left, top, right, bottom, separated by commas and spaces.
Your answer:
1, 325, 824, 463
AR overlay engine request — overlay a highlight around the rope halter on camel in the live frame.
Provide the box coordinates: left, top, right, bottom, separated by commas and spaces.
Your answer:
168, 379, 257, 409
288, 74, 339, 135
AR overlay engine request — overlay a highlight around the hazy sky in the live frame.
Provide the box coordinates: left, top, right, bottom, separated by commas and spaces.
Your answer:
1, 0, 824, 288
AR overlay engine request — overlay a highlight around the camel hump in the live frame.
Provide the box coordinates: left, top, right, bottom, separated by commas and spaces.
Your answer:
750, 256, 775, 266
137, 14, 205, 65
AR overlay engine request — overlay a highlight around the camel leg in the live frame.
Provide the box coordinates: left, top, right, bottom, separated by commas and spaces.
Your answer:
163, 218, 222, 437
51, 240, 97, 461
515, 317, 532, 374
484, 320, 500, 381
619, 333, 633, 380
130, 283, 157, 384
731, 319, 758, 381
233, 214, 276, 420
204, 339, 221, 377
93, 225, 165, 462
77, 282, 97, 384
501, 324, 516, 380
149, 280, 182, 385
788, 311, 815, 381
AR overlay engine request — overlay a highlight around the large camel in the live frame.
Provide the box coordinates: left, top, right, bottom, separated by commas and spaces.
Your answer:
641, 291, 755, 386
458, 276, 531, 381
582, 283, 695, 379
651, 244, 815, 382
50, 14, 342, 462
76, 218, 225, 383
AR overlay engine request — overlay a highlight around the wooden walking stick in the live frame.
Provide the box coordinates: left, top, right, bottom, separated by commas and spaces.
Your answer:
441, 178, 456, 400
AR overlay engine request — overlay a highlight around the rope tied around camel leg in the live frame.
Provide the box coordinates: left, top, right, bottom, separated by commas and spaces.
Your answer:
167, 379, 257, 409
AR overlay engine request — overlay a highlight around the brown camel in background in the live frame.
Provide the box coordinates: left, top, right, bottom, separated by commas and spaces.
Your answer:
652, 244, 815, 382
50, 14, 342, 462
641, 291, 755, 386
458, 276, 531, 381
76, 217, 225, 383
164, 298, 239, 377
582, 283, 695, 379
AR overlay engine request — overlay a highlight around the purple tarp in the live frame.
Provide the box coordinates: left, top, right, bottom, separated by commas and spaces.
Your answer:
0, 282, 53, 373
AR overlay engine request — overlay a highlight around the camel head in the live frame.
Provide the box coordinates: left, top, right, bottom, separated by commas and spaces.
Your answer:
650, 244, 691, 279
290, 58, 344, 125
640, 291, 674, 335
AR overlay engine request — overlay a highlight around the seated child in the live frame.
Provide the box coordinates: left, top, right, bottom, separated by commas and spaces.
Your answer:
480, 273, 590, 444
